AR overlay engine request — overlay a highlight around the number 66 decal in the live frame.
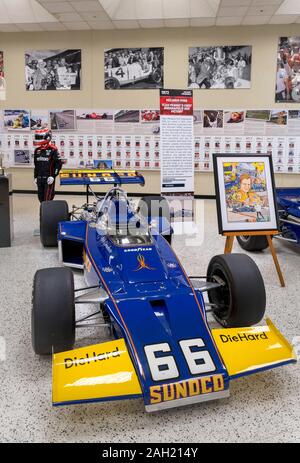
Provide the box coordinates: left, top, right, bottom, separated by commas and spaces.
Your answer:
144, 338, 216, 382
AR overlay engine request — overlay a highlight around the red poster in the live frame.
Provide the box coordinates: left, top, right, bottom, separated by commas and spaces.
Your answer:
160, 89, 193, 116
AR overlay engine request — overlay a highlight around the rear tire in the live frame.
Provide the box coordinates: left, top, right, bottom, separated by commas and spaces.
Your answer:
40, 200, 69, 247
32, 267, 75, 354
138, 195, 172, 244
237, 235, 269, 251
207, 254, 266, 327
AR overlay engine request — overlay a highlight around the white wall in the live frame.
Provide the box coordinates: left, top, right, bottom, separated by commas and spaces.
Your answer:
1, 24, 300, 194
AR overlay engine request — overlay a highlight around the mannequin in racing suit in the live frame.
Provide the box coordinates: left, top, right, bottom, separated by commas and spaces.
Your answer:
33, 128, 62, 203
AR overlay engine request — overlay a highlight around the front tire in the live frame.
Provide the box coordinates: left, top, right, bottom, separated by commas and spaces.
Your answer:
237, 235, 269, 251
207, 254, 266, 327
32, 267, 75, 354
40, 200, 69, 247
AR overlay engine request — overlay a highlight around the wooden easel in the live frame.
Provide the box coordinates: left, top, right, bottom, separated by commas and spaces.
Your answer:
224, 230, 285, 287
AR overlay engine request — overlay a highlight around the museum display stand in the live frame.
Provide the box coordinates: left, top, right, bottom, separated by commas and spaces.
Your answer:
224, 230, 285, 287
0, 174, 13, 247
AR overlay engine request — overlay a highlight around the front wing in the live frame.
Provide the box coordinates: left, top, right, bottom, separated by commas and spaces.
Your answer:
52, 319, 296, 411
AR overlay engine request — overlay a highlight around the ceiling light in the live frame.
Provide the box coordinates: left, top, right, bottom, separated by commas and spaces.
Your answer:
98, 0, 221, 20
276, 0, 300, 15
0, 0, 57, 24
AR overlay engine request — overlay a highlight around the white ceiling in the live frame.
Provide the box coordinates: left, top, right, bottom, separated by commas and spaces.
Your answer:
0, 0, 300, 32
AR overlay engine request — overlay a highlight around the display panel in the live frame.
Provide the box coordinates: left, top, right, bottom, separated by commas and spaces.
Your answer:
1, 107, 300, 174
0, 51, 5, 101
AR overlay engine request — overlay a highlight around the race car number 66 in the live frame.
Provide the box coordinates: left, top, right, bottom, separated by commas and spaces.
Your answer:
144, 338, 216, 381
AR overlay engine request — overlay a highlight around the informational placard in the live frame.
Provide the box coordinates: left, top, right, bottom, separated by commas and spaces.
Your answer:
0, 51, 5, 101
1, 106, 300, 174
160, 89, 194, 194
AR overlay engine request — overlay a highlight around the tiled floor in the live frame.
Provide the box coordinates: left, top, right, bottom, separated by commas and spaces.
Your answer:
0, 194, 299, 443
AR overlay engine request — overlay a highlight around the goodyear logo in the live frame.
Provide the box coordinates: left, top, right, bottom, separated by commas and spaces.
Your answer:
149, 374, 225, 404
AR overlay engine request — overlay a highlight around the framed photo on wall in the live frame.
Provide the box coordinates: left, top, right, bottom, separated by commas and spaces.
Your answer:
0, 51, 5, 100
276, 37, 300, 103
213, 154, 278, 234
25, 49, 81, 91
104, 47, 164, 89
188, 45, 252, 89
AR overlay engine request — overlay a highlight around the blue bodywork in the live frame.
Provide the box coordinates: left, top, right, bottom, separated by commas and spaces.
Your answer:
57, 182, 230, 408
276, 187, 300, 245
54, 173, 297, 409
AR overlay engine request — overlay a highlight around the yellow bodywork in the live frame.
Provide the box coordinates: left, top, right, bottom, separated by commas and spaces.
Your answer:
212, 318, 297, 378
52, 339, 142, 405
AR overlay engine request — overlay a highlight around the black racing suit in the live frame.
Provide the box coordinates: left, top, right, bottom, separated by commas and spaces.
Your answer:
34, 143, 62, 203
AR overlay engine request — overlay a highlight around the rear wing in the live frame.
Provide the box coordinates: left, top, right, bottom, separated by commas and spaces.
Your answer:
60, 169, 145, 186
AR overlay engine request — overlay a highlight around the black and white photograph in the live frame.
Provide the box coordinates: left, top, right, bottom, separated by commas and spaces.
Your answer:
114, 110, 140, 123
25, 49, 81, 91
104, 47, 164, 89
203, 110, 223, 128
276, 37, 300, 103
193, 110, 203, 124
188, 46, 252, 89
0, 51, 5, 100
14, 149, 31, 165
49, 110, 76, 131
288, 110, 300, 119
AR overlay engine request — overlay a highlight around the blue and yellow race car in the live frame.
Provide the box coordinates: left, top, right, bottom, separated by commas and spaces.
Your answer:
32, 170, 296, 412
237, 187, 300, 251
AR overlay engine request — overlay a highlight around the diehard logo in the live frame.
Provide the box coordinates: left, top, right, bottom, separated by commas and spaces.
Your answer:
219, 332, 268, 343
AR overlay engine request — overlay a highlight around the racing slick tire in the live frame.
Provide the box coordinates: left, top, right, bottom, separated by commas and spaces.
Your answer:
236, 235, 269, 251
138, 195, 172, 245
40, 200, 69, 247
105, 77, 120, 89
207, 253, 266, 328
32, 267, 75, 355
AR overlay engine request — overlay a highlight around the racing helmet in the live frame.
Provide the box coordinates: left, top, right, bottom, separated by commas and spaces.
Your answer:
34, 128, 52, 147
